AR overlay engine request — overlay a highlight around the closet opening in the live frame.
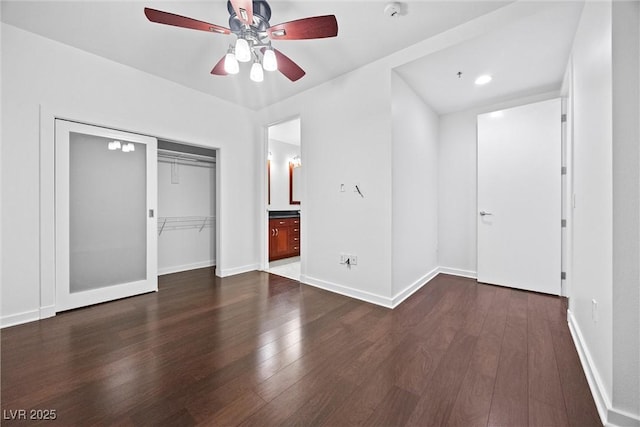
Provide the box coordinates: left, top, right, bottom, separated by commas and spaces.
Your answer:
157, 140, 217, 276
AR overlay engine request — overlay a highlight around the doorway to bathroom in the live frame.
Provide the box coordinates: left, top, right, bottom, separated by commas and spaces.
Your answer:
265, 117, 301, 281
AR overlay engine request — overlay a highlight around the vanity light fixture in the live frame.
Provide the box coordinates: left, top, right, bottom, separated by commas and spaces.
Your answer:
121, 143, 136, 153
475, 74, 492, 85
108, 141, 135, 152
290, 155, 302, 168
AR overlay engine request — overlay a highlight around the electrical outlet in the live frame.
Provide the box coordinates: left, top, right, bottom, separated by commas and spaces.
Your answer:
592, 299, 598, 322
340, 184, 345, 192
349, 255, 358, 265
340, 254, 348, 264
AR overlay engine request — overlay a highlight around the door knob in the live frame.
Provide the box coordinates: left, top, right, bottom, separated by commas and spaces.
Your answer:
480, 211, 493, 216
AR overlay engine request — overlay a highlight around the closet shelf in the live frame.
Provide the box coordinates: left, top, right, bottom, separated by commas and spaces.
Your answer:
158, 216, 215, 235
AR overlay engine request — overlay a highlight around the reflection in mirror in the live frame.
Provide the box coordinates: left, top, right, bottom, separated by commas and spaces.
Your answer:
266, 118, 301, 211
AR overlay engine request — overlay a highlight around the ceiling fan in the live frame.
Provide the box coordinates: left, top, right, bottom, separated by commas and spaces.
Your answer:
144, 1, 338, 82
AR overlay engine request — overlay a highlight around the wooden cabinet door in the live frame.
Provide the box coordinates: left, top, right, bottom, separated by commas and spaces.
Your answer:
274, 225, 291, 258
269, 219, 293, 261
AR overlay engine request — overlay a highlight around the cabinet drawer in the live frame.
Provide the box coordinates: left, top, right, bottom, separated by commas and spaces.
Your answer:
269, 217, 299, 227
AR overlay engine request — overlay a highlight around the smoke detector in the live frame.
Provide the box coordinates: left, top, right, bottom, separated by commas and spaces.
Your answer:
384, 2, 402, 18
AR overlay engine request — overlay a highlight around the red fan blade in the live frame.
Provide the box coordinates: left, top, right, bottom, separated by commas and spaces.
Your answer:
211, 56, 228, 76
268, 48, 305, 82
229, 0, 253, 25
144, 8, 230, 35
268, 15, 338, 40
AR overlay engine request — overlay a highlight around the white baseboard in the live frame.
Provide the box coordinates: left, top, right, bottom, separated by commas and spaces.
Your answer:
391, 267, 439, 307
1, 309, 40, 328
300, 275, 394, 308
217, 263, 260, 278
567, 309, 609, 424
158, 260, 216, 276
438, 266, 477, 279
39, 305, 56, 319
567, 310, 640, 427
608, 409, 640, 427
301, 267, 442, 310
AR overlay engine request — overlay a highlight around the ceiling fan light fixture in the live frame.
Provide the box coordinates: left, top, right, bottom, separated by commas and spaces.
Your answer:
250, 60, 264, 82
263, 48, 278, 71
224, 50, 239, 74
143, 4, 340, 83
235, 37, 251, 62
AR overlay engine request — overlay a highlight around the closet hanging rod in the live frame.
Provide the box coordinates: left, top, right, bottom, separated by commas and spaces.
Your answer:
157, 149, 216, 164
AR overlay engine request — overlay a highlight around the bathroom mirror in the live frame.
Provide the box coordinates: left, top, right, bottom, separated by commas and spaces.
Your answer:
289, 163, 301, 205
267, 118, 300, 208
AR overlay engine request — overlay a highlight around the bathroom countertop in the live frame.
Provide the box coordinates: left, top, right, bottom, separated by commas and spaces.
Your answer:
268, 210, 300, 219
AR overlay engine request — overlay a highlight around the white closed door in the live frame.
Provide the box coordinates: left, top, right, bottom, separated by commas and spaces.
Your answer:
477, 98, 561, 295
55, 120, 158, 311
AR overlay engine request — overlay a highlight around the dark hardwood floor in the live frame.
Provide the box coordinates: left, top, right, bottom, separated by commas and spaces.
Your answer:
1, 269, 601, 426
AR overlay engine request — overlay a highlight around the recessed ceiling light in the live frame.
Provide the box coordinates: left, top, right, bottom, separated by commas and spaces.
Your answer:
475, 75, 492, 85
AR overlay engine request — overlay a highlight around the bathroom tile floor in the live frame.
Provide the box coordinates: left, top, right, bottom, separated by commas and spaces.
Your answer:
267, 257, 300, 281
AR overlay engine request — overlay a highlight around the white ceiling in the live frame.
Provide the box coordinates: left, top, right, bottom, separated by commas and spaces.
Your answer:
395, 1, 584, 114
269, 117, 300, 145
1, 1, 584, 113
1, 0, 515, 111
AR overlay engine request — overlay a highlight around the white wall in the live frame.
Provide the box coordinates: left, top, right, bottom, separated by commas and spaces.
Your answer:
611, 1, 640, 419
268, 139, 300, 211
565, 1, 614, 419
158, 160, 216, 275
437, 91, 560, 278
391, 73, 439, 302
1, 23, 260, 327
565, 1, 640, 424
259, 63, 395, 304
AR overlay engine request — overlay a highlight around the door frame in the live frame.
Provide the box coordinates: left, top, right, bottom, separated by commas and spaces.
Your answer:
156, 139, 219, 275
261, 115, 303, 273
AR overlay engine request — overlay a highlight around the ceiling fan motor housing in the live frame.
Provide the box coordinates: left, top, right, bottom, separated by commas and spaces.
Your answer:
228, 0, 272, 32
